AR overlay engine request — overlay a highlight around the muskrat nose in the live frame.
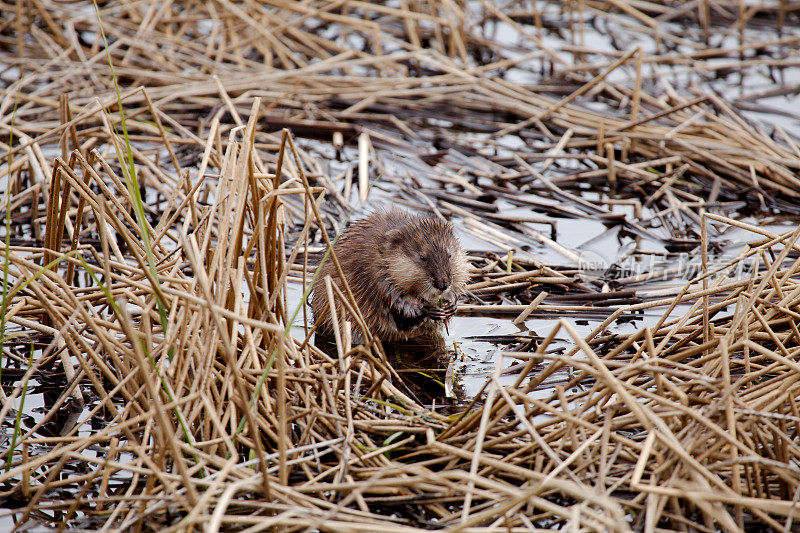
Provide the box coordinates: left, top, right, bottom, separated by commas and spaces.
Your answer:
433, 279, 448, 291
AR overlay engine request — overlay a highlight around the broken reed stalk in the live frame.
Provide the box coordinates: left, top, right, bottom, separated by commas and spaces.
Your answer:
2, 1, 800, 531
3, 98, 800, 529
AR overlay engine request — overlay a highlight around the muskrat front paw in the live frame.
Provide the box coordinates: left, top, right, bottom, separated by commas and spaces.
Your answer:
399, 297, 425, 318
391, 296, 427, 330
424, 300, 457, 321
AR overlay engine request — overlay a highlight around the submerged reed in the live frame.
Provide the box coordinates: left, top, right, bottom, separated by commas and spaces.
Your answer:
1, 1, 799, 530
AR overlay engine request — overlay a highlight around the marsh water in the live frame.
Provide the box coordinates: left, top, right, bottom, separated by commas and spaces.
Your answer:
3, 2, 800, 529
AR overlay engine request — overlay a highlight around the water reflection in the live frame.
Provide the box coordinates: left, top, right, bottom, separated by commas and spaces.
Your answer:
314, 330, 462, 408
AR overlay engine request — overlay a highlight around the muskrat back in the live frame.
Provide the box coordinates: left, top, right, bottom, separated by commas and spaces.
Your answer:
311, 210, 469, 343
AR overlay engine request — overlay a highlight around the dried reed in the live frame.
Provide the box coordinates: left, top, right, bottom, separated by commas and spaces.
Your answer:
1, 1, 800, 531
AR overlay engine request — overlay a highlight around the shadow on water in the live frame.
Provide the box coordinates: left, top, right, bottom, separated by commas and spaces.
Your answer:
314, 331, 463, 410
1, 342, 85, 439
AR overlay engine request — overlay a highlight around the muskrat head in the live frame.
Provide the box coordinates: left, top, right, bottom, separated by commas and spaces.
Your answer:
381, 216, 469, 304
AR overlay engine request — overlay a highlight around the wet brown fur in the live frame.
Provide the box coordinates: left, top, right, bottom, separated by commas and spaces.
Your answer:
311, 210, 469, 343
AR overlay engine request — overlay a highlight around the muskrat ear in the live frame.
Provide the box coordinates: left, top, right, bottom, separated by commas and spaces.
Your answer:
381, 228, 403, 252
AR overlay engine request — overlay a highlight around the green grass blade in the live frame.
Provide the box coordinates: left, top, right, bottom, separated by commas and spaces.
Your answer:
92, 1, 171, 358
1, 82, 21, 389
5, 344, 33, 472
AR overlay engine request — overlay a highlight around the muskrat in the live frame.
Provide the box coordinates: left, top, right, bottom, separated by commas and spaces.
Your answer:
311, 210, 469, 343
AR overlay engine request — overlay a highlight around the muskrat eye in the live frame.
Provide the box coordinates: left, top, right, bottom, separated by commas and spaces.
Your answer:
419, 254, 427, 261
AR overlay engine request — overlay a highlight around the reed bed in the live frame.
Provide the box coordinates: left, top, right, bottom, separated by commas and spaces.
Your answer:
2, 0, 800, 531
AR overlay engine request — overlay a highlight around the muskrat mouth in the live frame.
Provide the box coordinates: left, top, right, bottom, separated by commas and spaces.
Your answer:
421, 286, 453, 305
